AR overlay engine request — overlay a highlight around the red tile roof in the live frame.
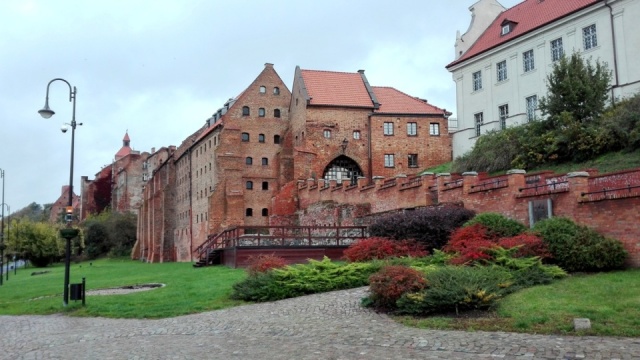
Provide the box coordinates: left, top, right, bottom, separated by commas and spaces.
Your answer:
300, 70, 375, 108
372, 87, 446, 115
115, 145, 131, 159
447, 0, 598, 68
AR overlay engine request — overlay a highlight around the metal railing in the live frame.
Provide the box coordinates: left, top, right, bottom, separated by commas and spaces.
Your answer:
194, 225, 368, 260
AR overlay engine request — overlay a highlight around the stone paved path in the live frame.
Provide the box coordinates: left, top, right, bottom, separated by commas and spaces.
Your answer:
1, 287, 639, 359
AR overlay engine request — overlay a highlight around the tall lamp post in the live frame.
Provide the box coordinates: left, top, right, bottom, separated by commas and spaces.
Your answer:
1, 203, 9, 282
0, 168, 5, 286
38, 78, 81, 306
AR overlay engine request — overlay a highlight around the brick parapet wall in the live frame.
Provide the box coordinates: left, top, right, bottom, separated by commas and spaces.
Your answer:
295, 168, 640, 267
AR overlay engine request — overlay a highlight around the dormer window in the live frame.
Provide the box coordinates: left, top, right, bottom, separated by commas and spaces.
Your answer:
500, 19, 517, 36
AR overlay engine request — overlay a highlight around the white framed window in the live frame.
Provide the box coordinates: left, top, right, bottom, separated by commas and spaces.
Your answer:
408, 154, 418, 168
383, 122, 394, 135
499, 104, 509, 130
353, 130, 361, 139
583, 24, 597, 50
323, 129, 331, 138
551, 38, 564, 61
258, 108, 265, 117
496, 60, 507, 82
501, 24, 511, 35
472, 70, 482, 91
526, 95, 538, 122
384, 154, 395, 168
474, 112, 484, 137
429, 123, 440, 136
523, 49, 534, 72
259, 86, 266, 93
407, 122, 417, 136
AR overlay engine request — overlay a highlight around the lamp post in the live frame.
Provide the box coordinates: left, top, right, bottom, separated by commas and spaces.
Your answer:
38, 78, 81, 306
0, 168, 5, 286
1, 203, 9, 282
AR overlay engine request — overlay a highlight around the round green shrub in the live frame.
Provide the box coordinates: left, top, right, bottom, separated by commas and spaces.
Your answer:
464, 212, 527, 238
533, 217, 627, 272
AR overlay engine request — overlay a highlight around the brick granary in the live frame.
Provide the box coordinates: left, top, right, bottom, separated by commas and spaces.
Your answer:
130, 63, 452, 262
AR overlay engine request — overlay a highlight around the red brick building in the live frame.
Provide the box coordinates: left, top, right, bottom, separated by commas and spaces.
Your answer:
134, 64, 453, 262
48, 185, 80, 223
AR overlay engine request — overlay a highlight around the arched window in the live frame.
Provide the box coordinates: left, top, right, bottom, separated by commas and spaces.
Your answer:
274, 109, 281, 118
245, 157, 253, 165
246, 181, 253, 189
259, 108, 266, 117
262, 157, 268, 165
262, 181, 269, 190
241, 132, 250, 142
274, 135, 281, 144
242, 106, 250, 116
262, 208, 269, 216
259, 86, 266, 93
259, 134, 265, 143
322, 155, 363, 186
273, 87, 280, 95
246, 208, 253, 217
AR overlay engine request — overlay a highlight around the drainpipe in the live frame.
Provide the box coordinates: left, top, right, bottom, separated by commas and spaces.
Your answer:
367, 114, 373, 183
605, 0, 620, 103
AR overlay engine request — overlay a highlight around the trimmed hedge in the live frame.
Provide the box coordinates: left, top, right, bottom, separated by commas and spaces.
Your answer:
368, 205, 475, 251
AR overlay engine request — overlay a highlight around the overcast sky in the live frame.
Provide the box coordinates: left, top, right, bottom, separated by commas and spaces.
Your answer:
0, 0, 520, 214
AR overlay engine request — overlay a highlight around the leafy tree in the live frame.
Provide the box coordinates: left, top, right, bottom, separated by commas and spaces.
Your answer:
538, 53, 611, 124
82, 210, 137, 258
4, 219, 64, 267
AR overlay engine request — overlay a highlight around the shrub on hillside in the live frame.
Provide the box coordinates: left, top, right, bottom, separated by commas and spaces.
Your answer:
343, 237, 427, 262
231, 257, 381, 302
497, 234, 552, 260
600, 93, 640, 152
464, 213, 527, 238
395, 265, 513, 315
245, 253, 287, 276
533, 217, 627, 272
443, 224, 496, 265
368, 265, 427, 309
368, 205, 475, 251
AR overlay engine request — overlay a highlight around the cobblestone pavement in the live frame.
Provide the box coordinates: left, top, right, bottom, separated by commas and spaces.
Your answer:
1, 287, 639, 360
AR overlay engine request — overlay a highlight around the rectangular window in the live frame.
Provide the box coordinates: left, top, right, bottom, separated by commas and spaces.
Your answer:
496, 60, 507, 82
583, 24, 597, 50
501, 24, 510, 35
323, 130, 331, 138
353, 130, 360, 139
523, 49, 535, 72
526, 95, 538, 122
474, 112, 484, 137
551, 38, 564, 61
384, 154, 395, 168
407, 122, 417, 136
429, 123, 440, 136
408, 154, 418, 168
472, 70, 482, 91
383, 122, 394, 135
499, 104, 509, 130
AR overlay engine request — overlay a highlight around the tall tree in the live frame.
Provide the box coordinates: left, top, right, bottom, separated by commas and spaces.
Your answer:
538, 53, 612, 124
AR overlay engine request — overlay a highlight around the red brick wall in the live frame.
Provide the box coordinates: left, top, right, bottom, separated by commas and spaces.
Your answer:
295, 169, 640, 267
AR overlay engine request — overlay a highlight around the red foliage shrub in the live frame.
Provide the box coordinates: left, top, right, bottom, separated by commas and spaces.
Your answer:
443, 224, 497, 265
497, 234, 552, 259
368, 265, 427, 308
343, 237, 428, 262
245, 253, 287, 276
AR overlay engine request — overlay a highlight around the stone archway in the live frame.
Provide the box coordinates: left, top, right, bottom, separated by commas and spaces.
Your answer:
322, 156, 363, 185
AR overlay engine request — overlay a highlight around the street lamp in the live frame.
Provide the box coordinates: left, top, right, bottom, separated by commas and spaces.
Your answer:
0, 168, 5, 286
38, 78, 82, 306
1, 203, 9, 282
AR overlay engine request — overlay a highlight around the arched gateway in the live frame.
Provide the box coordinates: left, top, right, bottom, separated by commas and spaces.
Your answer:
322, 155, 363, 185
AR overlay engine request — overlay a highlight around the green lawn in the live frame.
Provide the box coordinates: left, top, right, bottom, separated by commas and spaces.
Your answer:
3, 258, 639, 337
0, 258, 247, 318
395, 269, 640, 337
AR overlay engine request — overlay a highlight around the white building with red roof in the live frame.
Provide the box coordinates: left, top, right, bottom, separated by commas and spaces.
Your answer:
446, 0, 640, 158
